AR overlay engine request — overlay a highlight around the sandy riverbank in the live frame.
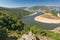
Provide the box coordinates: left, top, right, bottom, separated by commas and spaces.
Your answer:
35, 15, 60, 24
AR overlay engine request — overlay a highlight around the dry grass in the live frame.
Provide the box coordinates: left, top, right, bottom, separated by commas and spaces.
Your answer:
40, 13, 60, 20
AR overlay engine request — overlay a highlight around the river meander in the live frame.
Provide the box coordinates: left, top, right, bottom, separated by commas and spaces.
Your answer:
21, 12, 60, 30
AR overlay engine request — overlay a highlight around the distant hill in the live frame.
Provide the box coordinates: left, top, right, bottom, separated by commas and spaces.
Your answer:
25, 6, 60, 11
15, 7, 27, 9
24, 6, 49, 11
0, 7, 31, 18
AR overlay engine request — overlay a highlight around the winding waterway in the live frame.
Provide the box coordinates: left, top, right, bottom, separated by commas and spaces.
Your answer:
21, 12, 60, 30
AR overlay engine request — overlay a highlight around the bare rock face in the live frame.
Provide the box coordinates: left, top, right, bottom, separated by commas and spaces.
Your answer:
20, 31, 37, 40
57, 13, 60, 17
20, 31, 48, 40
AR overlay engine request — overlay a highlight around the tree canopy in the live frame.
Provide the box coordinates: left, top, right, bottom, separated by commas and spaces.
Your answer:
0, 12, 24, 31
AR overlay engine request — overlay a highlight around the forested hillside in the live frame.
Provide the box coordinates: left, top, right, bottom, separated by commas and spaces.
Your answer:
0, 12, 25, 40
0, 7, 31, 18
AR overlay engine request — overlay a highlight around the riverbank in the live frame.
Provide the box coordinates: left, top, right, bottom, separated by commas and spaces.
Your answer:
40, 13, 60, 20
35, 15, 60, 24
28, 12, 37, 16
51, 27, 60, 33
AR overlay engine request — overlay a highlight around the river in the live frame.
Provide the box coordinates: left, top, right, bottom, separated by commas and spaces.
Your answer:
21, 11, 60, 30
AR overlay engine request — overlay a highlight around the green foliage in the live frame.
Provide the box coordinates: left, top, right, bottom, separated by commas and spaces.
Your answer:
0, 7, 31, 18
51, 10, 57, 16
0, 29, 7, 40
45, 10, 57, 17
21, 25, 30, 34
40, 31, 47, 36
0, 12, 24, 31
30, 26, 41, 34
23, 26, 60, 40
0, 12, 26, 40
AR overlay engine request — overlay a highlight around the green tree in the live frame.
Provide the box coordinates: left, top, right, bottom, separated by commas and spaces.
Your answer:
0, 29, 7, 40
0, 12, 24, 31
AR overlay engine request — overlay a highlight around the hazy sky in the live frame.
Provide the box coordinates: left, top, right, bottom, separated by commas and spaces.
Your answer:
0, 0, 60, 8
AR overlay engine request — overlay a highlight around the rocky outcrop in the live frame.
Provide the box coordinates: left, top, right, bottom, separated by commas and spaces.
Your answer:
57, 13, 60, 17
20, 31, 48, 40
20, 31, 37, 40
